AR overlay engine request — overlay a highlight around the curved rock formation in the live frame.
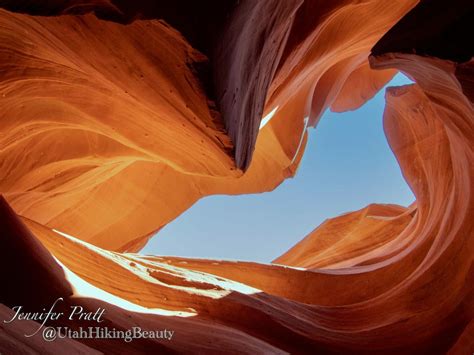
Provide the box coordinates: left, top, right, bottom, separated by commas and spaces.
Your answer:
274, 203, 416, 269
0, 0, 473, 353
0, 0, 417, 251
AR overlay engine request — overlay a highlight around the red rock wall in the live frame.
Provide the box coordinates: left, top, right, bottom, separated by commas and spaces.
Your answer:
0, 0, 473, 353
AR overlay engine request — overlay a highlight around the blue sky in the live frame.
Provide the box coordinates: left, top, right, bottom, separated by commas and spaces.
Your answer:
141, 73, 415, 262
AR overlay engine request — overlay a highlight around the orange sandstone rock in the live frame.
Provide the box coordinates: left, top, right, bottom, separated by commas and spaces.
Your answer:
0, 0, 473, 353
0, 0, 417, 251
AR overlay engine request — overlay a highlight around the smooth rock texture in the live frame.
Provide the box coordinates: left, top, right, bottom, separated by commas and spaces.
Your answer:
0, 0, 417, 251
274, 203, 415, 269
213, 0, 302, 170
0, 0, 473, 353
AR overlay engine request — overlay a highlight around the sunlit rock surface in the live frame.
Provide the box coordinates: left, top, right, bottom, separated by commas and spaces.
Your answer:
0, 0, 473, 353
0, 0, 416, 251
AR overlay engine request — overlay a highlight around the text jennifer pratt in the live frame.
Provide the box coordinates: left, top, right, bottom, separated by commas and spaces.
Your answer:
3, 297, 174, 341
4, 297, 105, 336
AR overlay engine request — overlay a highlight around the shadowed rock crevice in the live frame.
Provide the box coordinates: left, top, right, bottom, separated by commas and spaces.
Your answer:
0, 0, 473, 353
372, 0, 474, 63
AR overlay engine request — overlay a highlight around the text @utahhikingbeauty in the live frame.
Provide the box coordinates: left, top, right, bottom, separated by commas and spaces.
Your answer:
3, 297, 175, 342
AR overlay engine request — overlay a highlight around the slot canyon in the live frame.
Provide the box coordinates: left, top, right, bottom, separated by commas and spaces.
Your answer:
0, 0, 473, 353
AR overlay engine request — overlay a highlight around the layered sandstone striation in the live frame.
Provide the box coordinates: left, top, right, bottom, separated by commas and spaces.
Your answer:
0, 0, 473, 353
0, 0, 417, 251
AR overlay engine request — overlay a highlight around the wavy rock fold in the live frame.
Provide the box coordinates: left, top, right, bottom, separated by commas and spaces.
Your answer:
0, 0, 473, 353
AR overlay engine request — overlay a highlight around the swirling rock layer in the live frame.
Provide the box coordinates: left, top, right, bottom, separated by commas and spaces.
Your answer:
0, 0, 417, 251
0, 0, 473, 353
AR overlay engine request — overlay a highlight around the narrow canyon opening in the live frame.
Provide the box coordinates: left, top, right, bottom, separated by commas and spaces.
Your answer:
141, 73, 416, 262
